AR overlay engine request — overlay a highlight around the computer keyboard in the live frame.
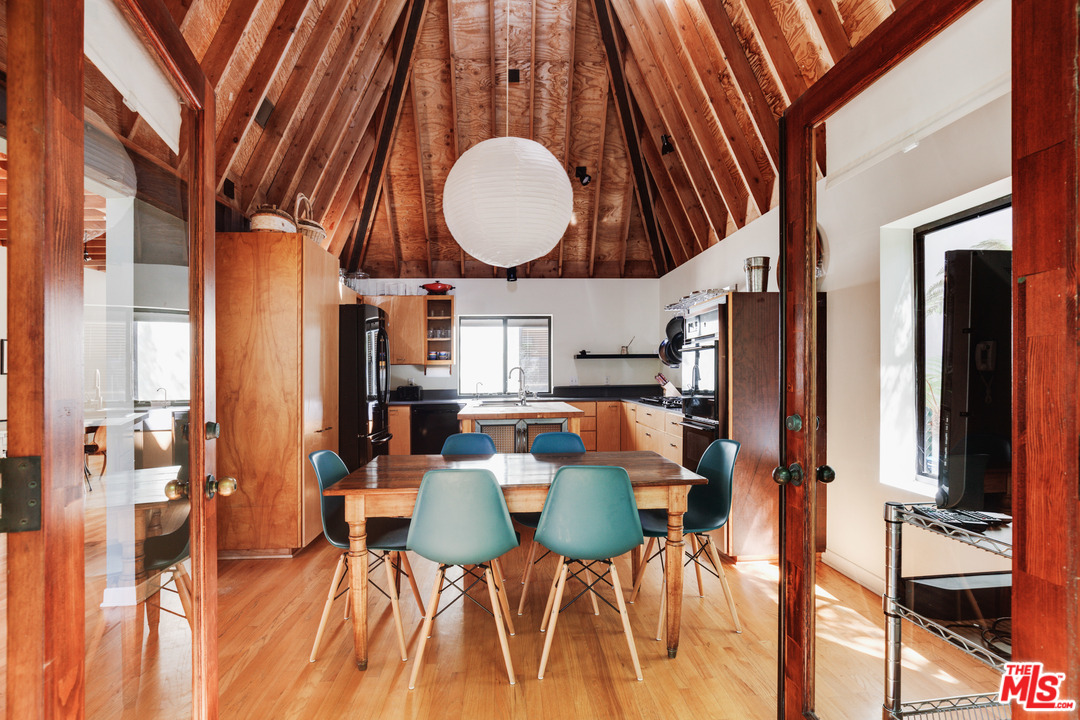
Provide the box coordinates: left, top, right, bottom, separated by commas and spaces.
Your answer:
910, 506, 1012, 532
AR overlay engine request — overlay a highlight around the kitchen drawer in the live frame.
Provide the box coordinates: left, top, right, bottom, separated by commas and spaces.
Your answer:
580, 416, 597, 432
665, 412, 684, 435
635, 422, 662, 454
637, 406, 666, 431
660, 432, 683, 464
568, 401, 596, 417
581, 431, 597, 451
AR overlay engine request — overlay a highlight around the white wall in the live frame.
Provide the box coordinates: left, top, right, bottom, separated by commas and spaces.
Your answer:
658, 93, 1013, 592
388, 278, 664, 392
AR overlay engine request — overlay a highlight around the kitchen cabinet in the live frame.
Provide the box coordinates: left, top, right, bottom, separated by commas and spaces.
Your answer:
216, 232, 339, 556
596, 401, 622, 451
388, 406, 411, 455
714, 291, 827, 562
620, 402, 637, 450
363, 295, 426, 365
361, 295, 454, 371
568, 402, 597, 449
424, 296, 454, 370
632, 404, 682, 462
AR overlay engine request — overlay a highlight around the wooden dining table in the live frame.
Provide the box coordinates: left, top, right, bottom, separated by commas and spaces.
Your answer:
325, 450, 707, 670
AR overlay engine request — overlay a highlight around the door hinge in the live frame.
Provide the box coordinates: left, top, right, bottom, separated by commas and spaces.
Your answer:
0, 456, 43, 533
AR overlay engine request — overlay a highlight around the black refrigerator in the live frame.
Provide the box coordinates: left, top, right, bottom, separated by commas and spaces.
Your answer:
339, 304, 392, 470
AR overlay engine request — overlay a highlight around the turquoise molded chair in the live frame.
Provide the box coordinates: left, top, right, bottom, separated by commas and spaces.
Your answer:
307, 450, 425, 664
629, 438, 742, 639
406, 468, 520, 689
515, 432, 587, 615
533, 465, 644, 681
440, 432, 496, 455
142, 513, 193, 630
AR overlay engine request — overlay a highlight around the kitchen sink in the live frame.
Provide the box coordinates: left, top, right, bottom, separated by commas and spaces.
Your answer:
478, 400, 532, 407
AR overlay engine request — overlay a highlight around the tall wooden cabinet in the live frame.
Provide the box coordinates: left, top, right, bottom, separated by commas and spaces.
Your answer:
713, 292, 827, 562
216, 232, 340, 556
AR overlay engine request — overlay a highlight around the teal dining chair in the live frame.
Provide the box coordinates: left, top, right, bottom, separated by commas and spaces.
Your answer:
533, 465, 644, 681
307, 450, 425, 664
516, 431, 587, 616
406, 468, 520, 689
440, 432, 496, 455
629, 438, 742, 639
142, 513, 193, 631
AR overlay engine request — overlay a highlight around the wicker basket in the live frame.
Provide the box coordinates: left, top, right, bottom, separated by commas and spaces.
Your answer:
294, 193, 327, 245
250, 204, 296, 233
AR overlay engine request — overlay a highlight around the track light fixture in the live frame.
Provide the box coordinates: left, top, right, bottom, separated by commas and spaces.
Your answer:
660, 134, 674, 155
575, 166, 592, 186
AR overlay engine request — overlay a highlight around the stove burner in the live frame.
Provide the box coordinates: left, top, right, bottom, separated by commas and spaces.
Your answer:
639, 396, 684, 409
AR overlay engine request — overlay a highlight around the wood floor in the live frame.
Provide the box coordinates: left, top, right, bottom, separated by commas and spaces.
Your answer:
2, 527, 1004, 719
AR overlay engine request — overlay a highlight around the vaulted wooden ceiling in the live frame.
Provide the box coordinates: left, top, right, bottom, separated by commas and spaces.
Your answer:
4, 0, 901, 278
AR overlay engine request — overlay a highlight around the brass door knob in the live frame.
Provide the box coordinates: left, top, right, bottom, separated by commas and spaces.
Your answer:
164, 479, 189, 500
205, 475, 238, 499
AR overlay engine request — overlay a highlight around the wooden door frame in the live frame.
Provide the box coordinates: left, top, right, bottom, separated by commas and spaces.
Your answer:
779, 0, 1080, 717
5, 0, 217, 716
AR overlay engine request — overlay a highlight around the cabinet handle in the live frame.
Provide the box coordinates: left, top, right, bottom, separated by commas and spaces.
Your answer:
315, 426, 333, 433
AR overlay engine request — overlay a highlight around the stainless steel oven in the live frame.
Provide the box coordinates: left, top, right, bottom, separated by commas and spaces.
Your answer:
680, 416, 719, 470
680, 338, 717, 419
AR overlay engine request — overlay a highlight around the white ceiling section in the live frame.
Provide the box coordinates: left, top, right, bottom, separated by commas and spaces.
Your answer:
84, 0, 183, 154
826, 0, 1011, 187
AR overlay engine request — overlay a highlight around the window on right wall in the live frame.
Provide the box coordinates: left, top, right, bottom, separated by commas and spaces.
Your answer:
913, 196, 1012, 484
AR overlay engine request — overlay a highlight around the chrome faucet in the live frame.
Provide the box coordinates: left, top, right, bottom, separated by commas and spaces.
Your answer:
475, 381, 484, 400
508, 366, 528, 405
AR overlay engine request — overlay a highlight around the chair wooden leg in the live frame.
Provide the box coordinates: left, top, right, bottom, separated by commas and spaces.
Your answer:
690, 534, 705, 598
539, 555, 565, 632
609, 561, 643, 680
311, 552, 348, 662
583, 564, 600, 615
537, 562, 568, 679
516, 540, 539, 615
629, 537, 656, 603
399, 552, 426, 617
175, 564, 194, 631
655, 573, 666, 641
383, 551, 408, 661
428, 571, 446, 636
491, 558, 516, 636
409, 566, 446, 690
486, 566, 517, 685
705, 535, 742, 633
519, 536, 537, 584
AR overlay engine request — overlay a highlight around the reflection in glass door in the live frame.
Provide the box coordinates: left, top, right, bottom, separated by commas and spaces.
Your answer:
83, 67, 192, 718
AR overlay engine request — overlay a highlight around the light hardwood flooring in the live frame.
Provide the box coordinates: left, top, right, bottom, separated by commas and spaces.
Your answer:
1, 527, 1004, 719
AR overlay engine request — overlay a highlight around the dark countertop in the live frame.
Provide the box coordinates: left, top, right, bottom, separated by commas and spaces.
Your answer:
390, 395, 674, 408
388, 384, 664, 407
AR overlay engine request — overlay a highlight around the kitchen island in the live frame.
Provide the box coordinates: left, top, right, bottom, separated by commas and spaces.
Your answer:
458, 400, 585, 452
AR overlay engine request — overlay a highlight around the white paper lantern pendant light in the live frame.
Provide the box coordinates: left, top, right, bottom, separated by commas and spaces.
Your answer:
441, 7, 573, 268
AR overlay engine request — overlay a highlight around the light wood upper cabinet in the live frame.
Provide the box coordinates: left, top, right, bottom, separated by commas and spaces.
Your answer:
363, 295, 426, 365
216, 232, 339, 555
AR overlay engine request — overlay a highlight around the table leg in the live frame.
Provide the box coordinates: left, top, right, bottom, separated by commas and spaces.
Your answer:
665, 508, 684, 658
348, 515, 369, 670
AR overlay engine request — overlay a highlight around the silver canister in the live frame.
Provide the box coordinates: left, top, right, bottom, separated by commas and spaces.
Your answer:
744, 256, 770, 292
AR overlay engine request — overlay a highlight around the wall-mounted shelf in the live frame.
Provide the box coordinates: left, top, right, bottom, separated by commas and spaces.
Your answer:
574, 351, 655, 359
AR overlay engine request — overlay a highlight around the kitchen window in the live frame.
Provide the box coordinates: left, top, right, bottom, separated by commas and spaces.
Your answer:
458, 315, 552, 396
913, 196, 1011, 482
134, 310, 191, 404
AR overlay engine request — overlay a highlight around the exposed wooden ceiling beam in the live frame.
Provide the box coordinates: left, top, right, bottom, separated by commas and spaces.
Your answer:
616, 172, 634, 277
214, 0, 316, 186
251, 0, 397, 212
691, 0, 779, 169
623, 51, 737, 230
639, 121, 708, 253
741, 0, 808, 102
200, 0, 262, 88
648, 0, 772, 213
322, 127, 377, 250
590, 0, 666, 275
310, 53, 395, 220
382, 176, 403, 276
266, 0, 408, 211
233, 0, 352, 212
162, 0, 198, 28
346, 0, 431, 272
804, 0, 851, 64
409, 76, 435, 277
653, 190, 688, 266
587, 83, 609, 277
615, 0, 754, 221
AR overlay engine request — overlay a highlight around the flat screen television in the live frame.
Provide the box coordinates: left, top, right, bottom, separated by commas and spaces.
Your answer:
936, 249, 1012, 511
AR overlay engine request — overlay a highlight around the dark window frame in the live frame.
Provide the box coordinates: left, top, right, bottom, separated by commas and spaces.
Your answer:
913, 194, 1012, 481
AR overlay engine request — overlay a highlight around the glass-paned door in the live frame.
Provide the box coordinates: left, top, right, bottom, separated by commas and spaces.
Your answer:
83, 34, 194, 720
